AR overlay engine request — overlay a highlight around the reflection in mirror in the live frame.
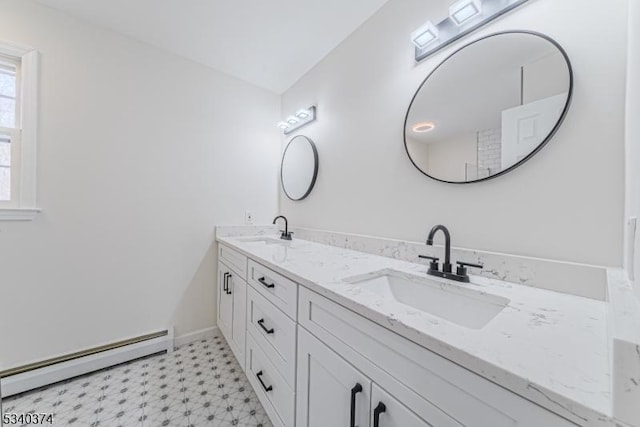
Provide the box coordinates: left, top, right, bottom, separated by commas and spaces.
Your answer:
281, 135, 319, 201
405, 31, 572, 183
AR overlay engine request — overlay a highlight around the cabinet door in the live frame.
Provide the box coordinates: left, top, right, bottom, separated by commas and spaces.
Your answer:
229, 272, 246, 366
371, 384, 459, 427
217, 262, 233, 340
297, 327, 371, 427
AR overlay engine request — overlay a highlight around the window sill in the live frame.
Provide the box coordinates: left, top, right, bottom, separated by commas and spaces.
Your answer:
0, 208, 41, 221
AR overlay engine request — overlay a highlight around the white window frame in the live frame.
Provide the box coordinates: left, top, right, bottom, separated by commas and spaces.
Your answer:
0, 41, 39, 221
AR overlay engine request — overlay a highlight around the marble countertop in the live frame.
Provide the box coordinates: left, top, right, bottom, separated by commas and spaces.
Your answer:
217, 233, 622, 427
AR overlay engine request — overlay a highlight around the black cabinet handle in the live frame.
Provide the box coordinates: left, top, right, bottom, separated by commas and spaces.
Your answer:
373, 402, 386, 427
256, 370, 273, 392
258, 277, 275, 289
226, 273, 233, 295
350, 383, 363, 427
223, 272, 229, 293
257, 319, 274, 334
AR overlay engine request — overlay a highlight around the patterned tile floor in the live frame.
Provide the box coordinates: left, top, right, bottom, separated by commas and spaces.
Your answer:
1, 335, 273, 427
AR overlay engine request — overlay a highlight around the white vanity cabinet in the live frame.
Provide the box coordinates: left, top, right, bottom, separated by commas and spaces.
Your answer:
296, 327, 372, 427
297, 327, 459, 427
217, 245, 248, 369
297, 287, 577, 427
216, 240, 580, 427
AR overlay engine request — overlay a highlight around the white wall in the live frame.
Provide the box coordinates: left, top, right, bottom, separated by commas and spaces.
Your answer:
626, 0, 640, 299
281, 0, 627, 267
0, 0, 280, 369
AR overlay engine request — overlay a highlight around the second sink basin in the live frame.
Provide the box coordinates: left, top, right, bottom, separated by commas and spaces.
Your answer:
236, 236, 288, 245
350, 271, 509, 329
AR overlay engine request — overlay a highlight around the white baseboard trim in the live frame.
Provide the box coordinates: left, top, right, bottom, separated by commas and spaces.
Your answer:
1, 330, 174, 398
174, 327, 219, 348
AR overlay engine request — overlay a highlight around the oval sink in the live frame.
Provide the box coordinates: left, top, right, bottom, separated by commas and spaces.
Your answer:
350, 271, 509, 329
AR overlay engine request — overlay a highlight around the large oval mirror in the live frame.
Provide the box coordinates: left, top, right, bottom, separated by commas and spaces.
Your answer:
281, 135, 319, 201
404, 31, 573, 183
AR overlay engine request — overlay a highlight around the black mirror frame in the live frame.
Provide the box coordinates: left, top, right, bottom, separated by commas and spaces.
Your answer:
403, 30, 574, 184
281, 135, 319, 201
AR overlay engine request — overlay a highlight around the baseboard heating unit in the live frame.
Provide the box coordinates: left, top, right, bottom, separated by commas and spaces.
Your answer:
0, 329, 174, 397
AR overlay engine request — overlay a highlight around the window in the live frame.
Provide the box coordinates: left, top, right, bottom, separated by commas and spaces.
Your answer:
0, 56, 21, 203
0, 42, 39, 220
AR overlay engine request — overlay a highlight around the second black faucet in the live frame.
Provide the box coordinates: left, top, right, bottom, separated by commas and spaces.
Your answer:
273, 215, 293, 240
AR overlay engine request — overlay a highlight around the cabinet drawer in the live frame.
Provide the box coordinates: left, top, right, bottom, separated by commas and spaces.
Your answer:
299, 288, 576, 427
219, 243, 247, 280
247, 286, 297, 387
248, 260, 298, 320
246, 333, 295, 427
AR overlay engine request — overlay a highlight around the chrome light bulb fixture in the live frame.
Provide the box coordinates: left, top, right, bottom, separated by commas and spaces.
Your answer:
411, 21, 440, 49
412, 0, 530, 62
276, 105, 317, 134
449, 0, 483, 26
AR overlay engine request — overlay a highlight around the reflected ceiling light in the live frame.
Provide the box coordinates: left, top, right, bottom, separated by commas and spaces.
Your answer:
412, 0, 530, 62
277, 106, 317, 135
411, 21, 439, 49
412, 122, 436, 133
449, 0, 483, 26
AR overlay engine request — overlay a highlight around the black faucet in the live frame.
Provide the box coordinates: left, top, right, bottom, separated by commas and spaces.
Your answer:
427, 225, 452, 273
419, 224, 483, 283
273, 216, 293, 240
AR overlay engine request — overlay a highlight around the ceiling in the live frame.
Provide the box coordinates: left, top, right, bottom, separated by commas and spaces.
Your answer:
34, 0, 389, 94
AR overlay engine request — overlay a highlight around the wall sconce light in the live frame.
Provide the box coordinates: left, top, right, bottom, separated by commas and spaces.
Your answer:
413, 0, 529, 62
277, 106, 316, 134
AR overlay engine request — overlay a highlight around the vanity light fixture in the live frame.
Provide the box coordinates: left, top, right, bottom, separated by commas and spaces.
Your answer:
449, 0, 482, 26
413, 0, 529, 62
412, 122, 436, 133
296, 109, 312, 119
411, 21, 440, 49
277, 105, 317, 135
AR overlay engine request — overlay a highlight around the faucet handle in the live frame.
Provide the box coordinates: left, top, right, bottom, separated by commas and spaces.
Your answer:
418, 255, 440, 272
456, 261, 483, 276
456, 261, 483, 269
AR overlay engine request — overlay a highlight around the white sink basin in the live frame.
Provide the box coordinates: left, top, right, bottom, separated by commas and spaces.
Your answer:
236, 236, 289, 245
351, 271, 509, 329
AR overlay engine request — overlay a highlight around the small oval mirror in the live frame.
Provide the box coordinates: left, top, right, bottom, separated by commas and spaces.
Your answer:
404, 31, 573, 183
281, 135, 319, 201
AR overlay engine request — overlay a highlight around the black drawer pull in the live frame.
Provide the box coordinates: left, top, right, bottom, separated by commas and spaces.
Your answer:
350, 383, 363, 427
223, 272, 229, 293
256, 370, 273, 392
226, 273, 233, 295
258, 277, 275, 289
257, 319, 274, 334
373, 402, 386, 427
